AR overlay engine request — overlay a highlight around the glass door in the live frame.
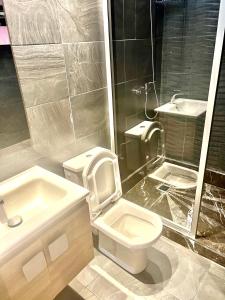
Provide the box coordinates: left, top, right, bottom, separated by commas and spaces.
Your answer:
107, 0, 225, 236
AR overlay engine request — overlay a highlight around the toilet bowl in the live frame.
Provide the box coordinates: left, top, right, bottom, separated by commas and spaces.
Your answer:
63, 147, 162, 274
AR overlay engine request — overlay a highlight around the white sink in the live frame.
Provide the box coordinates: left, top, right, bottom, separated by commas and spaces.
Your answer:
0, 166, 89, 259
155, 98, 207, 118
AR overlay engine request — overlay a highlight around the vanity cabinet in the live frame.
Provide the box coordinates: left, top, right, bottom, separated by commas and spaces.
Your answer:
0, 201, 94, 300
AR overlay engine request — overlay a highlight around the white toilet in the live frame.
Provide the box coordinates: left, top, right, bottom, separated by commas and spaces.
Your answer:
63, 147, 162, 274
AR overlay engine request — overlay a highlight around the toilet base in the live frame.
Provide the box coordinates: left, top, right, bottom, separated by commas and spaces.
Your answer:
99, 232, 148, 274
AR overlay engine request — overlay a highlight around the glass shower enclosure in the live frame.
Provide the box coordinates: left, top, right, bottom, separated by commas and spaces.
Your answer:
104, 0, 225, 243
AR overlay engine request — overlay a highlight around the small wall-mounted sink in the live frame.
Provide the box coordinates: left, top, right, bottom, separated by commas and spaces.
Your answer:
0, 166, 89, 258
155, 98, 207, 118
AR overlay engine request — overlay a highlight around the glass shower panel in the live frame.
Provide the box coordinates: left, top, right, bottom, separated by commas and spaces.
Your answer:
110, 0, 221, 231
197, 42, 225, 256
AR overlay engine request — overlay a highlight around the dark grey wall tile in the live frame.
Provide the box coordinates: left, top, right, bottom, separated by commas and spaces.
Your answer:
160, 72, 190, 103
161, 37, 187, 74
160, 115, 186, 161
111, 0, 124, 40
189, 36, 215, 75
0, 46, 16, 79
26, 99, 75, 152
189, 74, 211, 100
57, 0, 104, 43
124, 0, 135, 39
125, 40, 137, 81
0, 76, 23, 105
136, 39, 152, 78
207, 46, 225, 171
0, 46, 30, 150
113, 41, 125, 84
3, 0, 61, 45
71, 88, 108, 139
64, 42, 106, 96
13, 44, 69, 108
116, 81, 138, 121
186, 0, 220, 37
0, 100, 30, 149
114, 83, 126, 133
136, 0, 150, 39
163, 5, 185, 39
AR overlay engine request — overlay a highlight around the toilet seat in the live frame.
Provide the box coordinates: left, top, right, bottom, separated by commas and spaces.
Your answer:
82, 148, 162, 249
82, 149, 122, 216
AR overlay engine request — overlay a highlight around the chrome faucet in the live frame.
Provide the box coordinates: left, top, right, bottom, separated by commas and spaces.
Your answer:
0, 198, 23, 227
171, 92, 184, 104
132, 82, 154, 95
0, 199, 8, 224
131, 86, 145, 95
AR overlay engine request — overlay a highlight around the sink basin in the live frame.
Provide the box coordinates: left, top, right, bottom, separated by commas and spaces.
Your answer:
0, 166, 89, 259
155, 98, 207, 118
3, 179, 67, 222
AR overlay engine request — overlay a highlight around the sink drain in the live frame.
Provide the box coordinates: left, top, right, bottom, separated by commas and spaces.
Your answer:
8, 216, 23, 228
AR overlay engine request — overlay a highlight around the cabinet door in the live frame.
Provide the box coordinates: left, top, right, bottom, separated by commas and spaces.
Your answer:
0, 275, 11, 300
0, 240, 52, 300
42, 201, 94, 298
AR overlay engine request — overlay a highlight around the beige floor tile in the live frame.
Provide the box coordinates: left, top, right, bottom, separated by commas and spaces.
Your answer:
195, 272, 225, 300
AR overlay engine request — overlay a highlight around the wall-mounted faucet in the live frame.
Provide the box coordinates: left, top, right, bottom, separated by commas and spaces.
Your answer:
0, 199, 8, 224
0, 198, 23, 227
131, 82, 155, 96
170, 92, 184, 104
131, 86, 145, 95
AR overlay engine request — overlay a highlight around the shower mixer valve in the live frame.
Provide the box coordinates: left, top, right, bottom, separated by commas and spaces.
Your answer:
131, 82, 156, 95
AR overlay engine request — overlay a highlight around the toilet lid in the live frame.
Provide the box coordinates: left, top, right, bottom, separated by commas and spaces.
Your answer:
82, 149, 122, 215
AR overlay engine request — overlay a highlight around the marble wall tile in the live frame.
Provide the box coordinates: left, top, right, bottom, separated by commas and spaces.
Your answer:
26, 99, 75, 152
57, 0, 104, 43
1, 0, 110, 182
64, 42, 106, 96
3, 0, 61, 45
13, 44, 69, 108
71, 88, 108, 139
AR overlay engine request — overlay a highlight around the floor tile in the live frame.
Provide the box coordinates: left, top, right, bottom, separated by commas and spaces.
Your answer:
69, 237, 225, 300
76, 265, 99, 287
195, 272, 225, 300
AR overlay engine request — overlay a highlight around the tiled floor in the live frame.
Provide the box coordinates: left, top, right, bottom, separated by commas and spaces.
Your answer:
124, 176, 225, 260
59, 236, 225, 300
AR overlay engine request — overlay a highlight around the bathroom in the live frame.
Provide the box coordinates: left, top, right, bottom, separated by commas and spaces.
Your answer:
0, 0, 225, 299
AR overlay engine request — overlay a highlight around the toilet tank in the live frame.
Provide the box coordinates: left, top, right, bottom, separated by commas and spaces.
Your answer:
125, 121, 154, 171
63, 147, 106, 186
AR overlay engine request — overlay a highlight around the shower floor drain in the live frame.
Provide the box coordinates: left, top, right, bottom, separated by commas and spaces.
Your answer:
156, 183, 170, 193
